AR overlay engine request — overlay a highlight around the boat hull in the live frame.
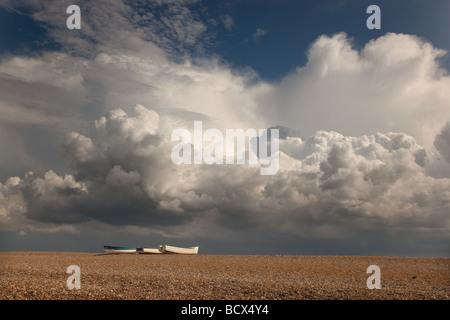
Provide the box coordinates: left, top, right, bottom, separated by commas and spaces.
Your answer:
136, 247, 163, 254
104, 246, 136, 254
161, 245, 199, 255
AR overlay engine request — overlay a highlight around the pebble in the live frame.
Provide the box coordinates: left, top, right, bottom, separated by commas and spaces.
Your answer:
0, 252, 448, 300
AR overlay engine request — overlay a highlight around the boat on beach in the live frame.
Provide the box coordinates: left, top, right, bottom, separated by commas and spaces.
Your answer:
160, 245, 199, 255
104, 245, 137, 254
136, 247, 163, 254
104, 244, 199, 254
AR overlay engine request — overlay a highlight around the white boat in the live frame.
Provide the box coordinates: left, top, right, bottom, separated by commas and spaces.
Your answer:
136, 247, 163, 254
104, 245, 137, 254
160, 245, 199, 255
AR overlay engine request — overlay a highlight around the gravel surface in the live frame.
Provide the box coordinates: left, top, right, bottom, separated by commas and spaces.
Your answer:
0, 252, 448, 300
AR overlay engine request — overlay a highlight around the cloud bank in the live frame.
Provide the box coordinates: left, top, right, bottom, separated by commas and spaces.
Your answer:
1, 105, 449, 251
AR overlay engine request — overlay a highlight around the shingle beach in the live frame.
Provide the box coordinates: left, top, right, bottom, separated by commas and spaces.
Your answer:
0, 252, 448, 300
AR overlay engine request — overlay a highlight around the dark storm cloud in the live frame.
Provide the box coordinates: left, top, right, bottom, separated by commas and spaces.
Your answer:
2, 105, 448, 249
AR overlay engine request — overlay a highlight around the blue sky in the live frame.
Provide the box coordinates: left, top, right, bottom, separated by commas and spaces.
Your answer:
0, 0, 449, 256
2, 1, 449, 80
213, 0, 450, 80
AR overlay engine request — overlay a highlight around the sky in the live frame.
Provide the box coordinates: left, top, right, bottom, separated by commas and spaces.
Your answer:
0, 0, 449, 256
